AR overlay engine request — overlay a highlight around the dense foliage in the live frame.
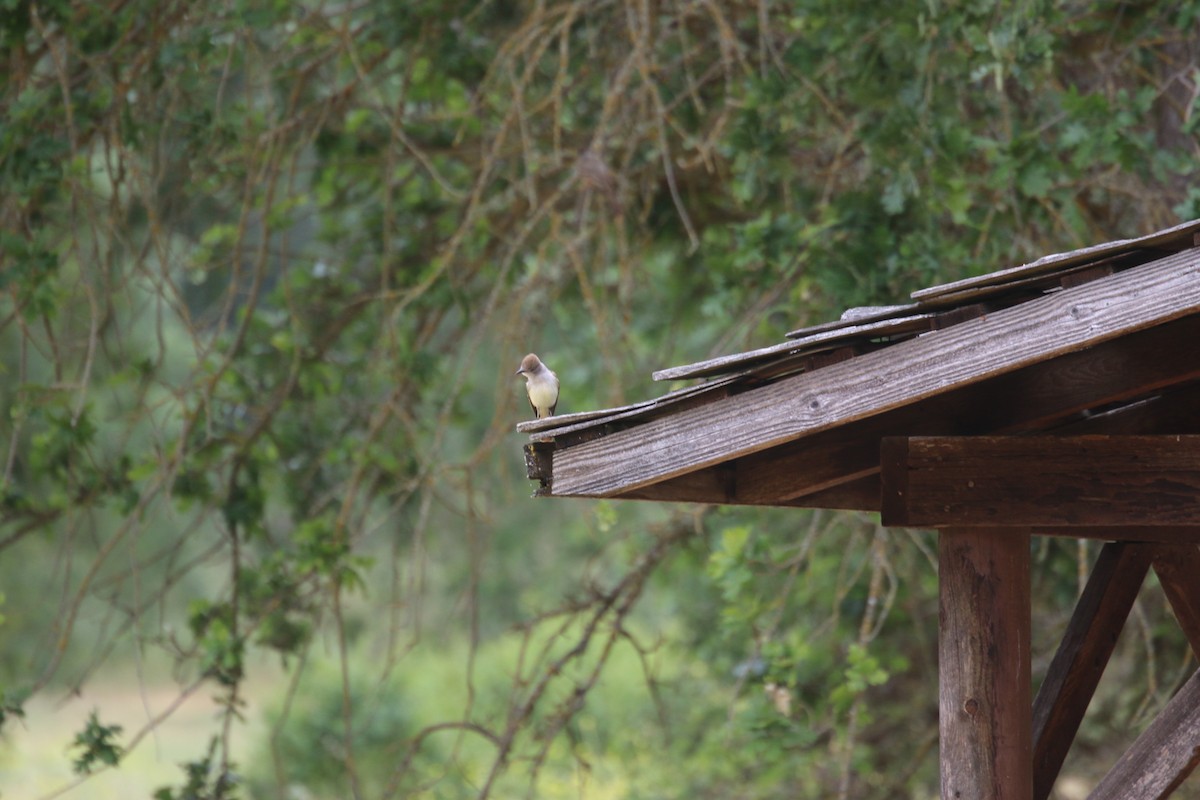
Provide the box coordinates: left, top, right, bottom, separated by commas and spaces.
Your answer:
2, 0, 1198, 797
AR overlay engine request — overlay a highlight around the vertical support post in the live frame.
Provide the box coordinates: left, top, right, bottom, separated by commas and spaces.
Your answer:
940, 528, 1032, 800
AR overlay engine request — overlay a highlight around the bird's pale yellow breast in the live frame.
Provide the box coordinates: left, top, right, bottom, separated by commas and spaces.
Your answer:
527, 379, 558, 409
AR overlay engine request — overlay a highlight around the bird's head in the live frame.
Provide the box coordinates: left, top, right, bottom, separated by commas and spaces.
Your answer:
515, 353, 542, 376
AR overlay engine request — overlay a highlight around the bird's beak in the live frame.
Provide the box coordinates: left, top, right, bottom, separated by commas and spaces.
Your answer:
514, 367, 524, 376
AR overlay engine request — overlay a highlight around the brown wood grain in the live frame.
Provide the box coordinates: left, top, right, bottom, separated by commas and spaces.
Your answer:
549, 249, 1200, 498
1087, 667, 1200, 799
619, 467, 733, 504
523, 442, 554, 481
1031, 543, 1154, 800
881, 435, 1200, 528
939, 528, 1032, 800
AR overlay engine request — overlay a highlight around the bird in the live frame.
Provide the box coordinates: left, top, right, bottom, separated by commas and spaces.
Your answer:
515, 353, 559, 419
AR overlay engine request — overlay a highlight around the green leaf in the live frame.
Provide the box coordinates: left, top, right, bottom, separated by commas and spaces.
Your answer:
69, 711, 125, 774
1017, 164, 1053, 198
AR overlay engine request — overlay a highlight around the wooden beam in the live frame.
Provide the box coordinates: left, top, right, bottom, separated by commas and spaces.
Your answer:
1031, 543, 1154, 800
547, 255, 1200, 497
1151, 545, 1200, 660
939, 528, 1032, 800
1087, 667, 1200, 799
881, 436, 1200, 528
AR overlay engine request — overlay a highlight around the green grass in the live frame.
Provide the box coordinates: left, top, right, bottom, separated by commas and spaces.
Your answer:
0, 672, 273, 800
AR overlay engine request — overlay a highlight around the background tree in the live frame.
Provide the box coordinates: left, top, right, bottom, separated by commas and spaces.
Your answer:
2, 0, 1198, 798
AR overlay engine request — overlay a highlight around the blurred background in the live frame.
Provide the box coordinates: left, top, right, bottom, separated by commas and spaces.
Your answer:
1, 1, 1198, 797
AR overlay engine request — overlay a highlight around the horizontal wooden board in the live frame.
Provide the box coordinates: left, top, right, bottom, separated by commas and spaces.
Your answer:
881, 435, 1200, 528
549, 249, 1200, 498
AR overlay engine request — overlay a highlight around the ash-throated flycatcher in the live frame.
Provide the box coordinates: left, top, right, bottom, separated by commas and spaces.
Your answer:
515, 353, 559, 419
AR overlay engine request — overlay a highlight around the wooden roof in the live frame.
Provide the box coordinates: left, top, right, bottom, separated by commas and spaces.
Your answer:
520, 219, 1200, 510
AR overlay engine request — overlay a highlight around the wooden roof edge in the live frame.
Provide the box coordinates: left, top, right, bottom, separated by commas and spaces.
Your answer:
659, 219, 1200, 383
516, 404, 652, 435
515, 373, 743, 439
911, 217, 1200, 301
778, 220, 1200, 342
650, 338, 816, 383
783, 304, 919, 339
653, 311, 938, 382
519, 226, 1200, 449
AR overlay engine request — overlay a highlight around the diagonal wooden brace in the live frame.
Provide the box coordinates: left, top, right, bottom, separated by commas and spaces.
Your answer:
1031, 543, 1154, 800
